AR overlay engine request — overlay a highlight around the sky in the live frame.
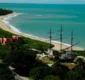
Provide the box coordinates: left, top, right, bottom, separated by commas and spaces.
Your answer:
0, 0, 85, 4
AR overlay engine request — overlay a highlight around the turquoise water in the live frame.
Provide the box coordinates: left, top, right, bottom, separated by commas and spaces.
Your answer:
0, 3, 85, 48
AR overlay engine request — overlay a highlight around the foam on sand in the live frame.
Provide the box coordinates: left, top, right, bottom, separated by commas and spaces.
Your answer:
2, 13, 22, 33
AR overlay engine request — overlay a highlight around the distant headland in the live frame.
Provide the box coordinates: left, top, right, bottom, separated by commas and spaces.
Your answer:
0, 8, 13, 16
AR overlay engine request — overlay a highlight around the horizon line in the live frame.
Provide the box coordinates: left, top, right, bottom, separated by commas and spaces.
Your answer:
0, 2, 85, 5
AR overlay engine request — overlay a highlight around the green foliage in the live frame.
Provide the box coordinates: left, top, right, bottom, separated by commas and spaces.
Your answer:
33, 60, 49, 67
29, 65, 50, 80
5, 44, 39, 75
44, 75, 60, 80
0, 28, 53, 50
40, 56, 55, 64
50, 62, 70, 80
65, 61, 85, 80
65, 69, 85, 80
0, 63, 15, 80
0, 45, 10, 60
0, 28, 14, 37
65, 70, 80, 80
7, 49, 37, 69
75, 51, 85, 56
24, 37, 54, 50
0, 8, 13, 16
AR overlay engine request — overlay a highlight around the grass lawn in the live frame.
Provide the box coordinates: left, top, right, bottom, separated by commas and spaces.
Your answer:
39, 56, 55, 64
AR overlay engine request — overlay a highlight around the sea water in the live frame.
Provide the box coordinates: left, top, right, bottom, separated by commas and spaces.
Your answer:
0, 3, 85, 48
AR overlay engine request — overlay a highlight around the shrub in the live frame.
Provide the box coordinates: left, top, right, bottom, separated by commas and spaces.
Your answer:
29, 66, 50, 80
0, 63, 15, 80
44, 75, 60, 80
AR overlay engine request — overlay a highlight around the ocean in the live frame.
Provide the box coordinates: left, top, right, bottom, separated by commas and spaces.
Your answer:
0, 3, 85, 48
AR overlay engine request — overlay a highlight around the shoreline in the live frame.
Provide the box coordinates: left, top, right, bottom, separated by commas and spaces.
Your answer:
0, 13, 84, 51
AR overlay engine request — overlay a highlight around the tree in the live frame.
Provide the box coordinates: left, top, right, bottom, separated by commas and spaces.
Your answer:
65, 61, 85, 80
29, 65, 50, 80
0, 45, 10, 60
50, 62, 69, 80
0, 63, 15, 80
65, 70, 80, 80
5, 48, 37, 76
0, 8, 13, 15
44, 75, 60, 80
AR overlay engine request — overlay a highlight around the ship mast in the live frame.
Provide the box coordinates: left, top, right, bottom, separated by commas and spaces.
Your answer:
71, 30, 73, 53
48, 28, 53, 55
60, 25, 63, 52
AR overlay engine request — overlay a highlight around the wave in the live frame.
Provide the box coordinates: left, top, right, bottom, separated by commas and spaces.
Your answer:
2, 13, 23, 33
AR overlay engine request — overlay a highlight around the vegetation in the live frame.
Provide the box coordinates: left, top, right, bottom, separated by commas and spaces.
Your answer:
0, 22, 85, 80
39, 56, 55, 64
0, 63, 15, 80
44, 75, 60, 80
75, 51, 85, 56
0, 45, 10, 60
24, 37, 54, 50
0, 8, 13, 16
0, 28, 14, 37
65, 66, 85, 80
29, 66, 50, 80
0, 28, 53, 49
0, 27, 54, 75
50, 62, 70, 80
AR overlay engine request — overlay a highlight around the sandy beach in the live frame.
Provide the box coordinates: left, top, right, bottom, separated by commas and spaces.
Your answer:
0, 13, 84, 51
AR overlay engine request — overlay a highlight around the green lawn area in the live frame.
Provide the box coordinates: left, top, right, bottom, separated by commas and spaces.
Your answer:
0, 28, 53, 50
39, 56, 55, 64
75, 51, 85, 56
